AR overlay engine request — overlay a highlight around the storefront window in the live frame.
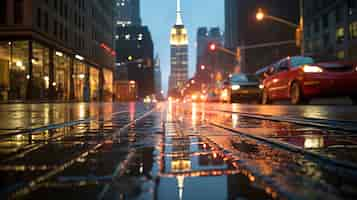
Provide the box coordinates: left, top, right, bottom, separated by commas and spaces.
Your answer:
0, 42, 11, 101
103, 68, 113, 101
32, 42, 50, 99
54, 51, 71, 100
89, 66, 99, 101
10, 41, 29, 100
73, 60, 86, 101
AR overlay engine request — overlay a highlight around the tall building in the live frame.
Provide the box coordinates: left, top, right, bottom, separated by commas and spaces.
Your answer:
304, 0, 357, 61
115, 0, 141, 27
169, 0, 189, 92
154, 54, 162, 96
0, 0, 115, 102
225, 0, 239, 50
115, 26, 154, 98
224, 0, 300, 73
195, 27, 227, 84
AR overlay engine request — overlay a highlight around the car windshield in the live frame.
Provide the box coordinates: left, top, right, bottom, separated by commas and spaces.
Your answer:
231, 74, 258, 83
291, 57, 315, 67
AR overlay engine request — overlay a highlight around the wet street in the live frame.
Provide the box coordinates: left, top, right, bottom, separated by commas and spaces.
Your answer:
1, 102, 357, 200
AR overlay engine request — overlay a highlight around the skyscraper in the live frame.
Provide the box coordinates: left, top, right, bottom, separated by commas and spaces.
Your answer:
154, 55, 162, 96
169, 0, 188, 92
225, 0, 239, 50
115, 0, 141, 27
115, 26, 154, 98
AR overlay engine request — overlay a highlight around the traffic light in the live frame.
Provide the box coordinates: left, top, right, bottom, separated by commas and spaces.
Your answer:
209, 43, 216, 51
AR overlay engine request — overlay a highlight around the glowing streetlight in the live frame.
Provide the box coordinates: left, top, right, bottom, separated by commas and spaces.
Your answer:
256, 8, 265, 21
200, 65, 206, 70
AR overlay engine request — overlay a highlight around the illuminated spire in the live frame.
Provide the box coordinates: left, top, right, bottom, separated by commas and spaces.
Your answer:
176, 0, 183, 25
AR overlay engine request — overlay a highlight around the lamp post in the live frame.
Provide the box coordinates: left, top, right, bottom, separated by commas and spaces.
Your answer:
256, 0, 304, 55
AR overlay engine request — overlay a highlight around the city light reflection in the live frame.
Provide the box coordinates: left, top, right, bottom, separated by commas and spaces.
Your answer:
304, 135, 324, 149
192, 103, 197, 126
232, 113, 239, 128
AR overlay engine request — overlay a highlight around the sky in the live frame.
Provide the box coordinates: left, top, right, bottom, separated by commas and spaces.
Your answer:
141, 0, 224, 93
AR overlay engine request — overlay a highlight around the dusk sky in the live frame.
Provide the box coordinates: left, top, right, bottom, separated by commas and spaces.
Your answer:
141, 0, 224, 92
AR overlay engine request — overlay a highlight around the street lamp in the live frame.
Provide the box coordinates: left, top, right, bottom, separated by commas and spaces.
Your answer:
255, 1, 304, 55
256, 8, 265, 21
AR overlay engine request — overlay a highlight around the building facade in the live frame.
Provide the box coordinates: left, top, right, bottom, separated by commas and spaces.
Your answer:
0, 0, 115, 102
304, 0, 357, 61
115, 0, 141, 27
154, 55, 162, 96
224, 0, 300, 73
115, 26, 154, 98
225, 0, 239, 50
169, 0, 188, 92
195, 27, 230, 86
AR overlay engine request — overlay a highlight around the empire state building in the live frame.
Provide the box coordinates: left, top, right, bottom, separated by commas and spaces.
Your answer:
169, 0, 188, 91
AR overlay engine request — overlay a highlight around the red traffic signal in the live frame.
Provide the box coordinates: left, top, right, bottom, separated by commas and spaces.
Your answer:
209, 43, 216, 51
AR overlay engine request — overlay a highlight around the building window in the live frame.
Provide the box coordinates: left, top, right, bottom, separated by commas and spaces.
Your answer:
349, 0, 357, 10
54, 51, 71, 100
336, 6, 342, 24
64, 4, 68, 19
336, 51, 345, 59
0, 0, 6, 24
336, 27, 345, 44
323, 14, 328, 29
14, 0, 24, 24
59, 0, 63, 16
59, 24, 63, 40
73, 60, 86, 101
0, 41, 29, 100
89, 67, 99, 101
323, 33, 329, 47
44, 12, 49, 32
37, 8, 42, 28
314, 20, 320, 33
32, 42, 50, 99
349, 22, 357, 40
54, 20, 58, 37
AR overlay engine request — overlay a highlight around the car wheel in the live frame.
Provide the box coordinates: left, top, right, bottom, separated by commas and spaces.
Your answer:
262, 89, 271, 105
290, 82, 308, 105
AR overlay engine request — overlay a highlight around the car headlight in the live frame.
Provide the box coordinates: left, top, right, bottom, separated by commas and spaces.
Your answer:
303, 65, 323, 73
259, 84, 264, 89
355, 66, 357, 71
231, 85, 240, 90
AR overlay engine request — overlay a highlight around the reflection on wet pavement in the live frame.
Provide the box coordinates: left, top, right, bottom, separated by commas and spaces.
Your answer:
206, 107, 357, 166
1, 102, 357, 199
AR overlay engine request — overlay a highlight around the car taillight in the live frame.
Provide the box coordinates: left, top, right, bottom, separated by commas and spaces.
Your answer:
303, 65, 323, 73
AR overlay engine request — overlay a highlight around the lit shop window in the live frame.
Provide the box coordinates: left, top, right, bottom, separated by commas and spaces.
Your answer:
336, 27, 345, 44
349, 22, 357, 39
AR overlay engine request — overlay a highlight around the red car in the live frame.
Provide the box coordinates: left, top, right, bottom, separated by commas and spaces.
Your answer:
261, 56, 357, 105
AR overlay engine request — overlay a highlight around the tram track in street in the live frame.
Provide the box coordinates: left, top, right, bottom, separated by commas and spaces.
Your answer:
204, 108, 357, 173
213, 109, 357, 132
0, 105, 159, 199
